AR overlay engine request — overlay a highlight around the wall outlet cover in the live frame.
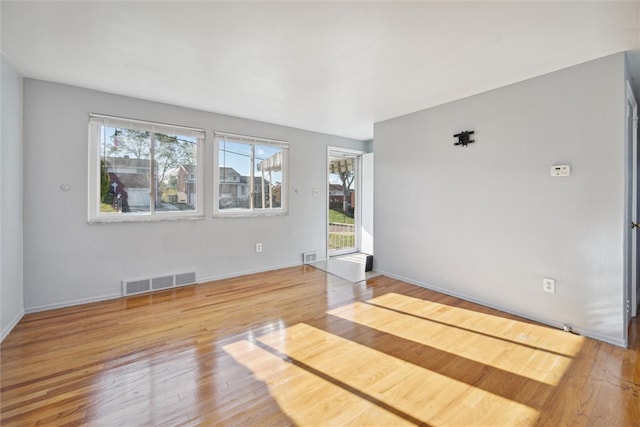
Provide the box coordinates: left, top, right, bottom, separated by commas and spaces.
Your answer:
543, 277, 556, 293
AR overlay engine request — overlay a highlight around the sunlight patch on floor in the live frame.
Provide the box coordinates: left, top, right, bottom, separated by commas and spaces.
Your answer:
226, 323, 540, 426
310, 253, 380, 283
328, 296, 584, 386
223, 339, 415, 426
368, 293, 585, 356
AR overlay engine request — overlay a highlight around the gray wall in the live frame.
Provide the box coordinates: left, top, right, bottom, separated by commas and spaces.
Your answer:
374, 53, 628, 346
23, 79, 367, 311
1, 54, 24, 341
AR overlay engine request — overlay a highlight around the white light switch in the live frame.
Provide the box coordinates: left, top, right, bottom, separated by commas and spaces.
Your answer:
550, 165, 570, 177
312, 188, 320, 197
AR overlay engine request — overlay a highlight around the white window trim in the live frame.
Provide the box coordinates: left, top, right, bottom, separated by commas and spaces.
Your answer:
213, 131, 289, 217
88, 114, 205, 223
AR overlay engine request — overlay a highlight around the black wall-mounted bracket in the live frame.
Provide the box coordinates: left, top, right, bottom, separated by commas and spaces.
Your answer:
453, 130, 475, 147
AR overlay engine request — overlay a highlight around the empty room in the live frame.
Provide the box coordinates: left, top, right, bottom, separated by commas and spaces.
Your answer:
1, 1, 639, 426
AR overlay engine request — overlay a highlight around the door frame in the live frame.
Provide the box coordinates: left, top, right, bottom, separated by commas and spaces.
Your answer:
624, 80, 638, 333
326, 147, 365, 258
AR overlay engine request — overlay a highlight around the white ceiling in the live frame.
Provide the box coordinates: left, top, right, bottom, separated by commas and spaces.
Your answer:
2, 1, 639, 140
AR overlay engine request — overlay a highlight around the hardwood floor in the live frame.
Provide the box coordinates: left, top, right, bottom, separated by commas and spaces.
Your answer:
1, 266, 638, 426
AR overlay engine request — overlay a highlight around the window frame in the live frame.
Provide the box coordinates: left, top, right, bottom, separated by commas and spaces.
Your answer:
88, 114, 205, 223
213, 131, 289, 217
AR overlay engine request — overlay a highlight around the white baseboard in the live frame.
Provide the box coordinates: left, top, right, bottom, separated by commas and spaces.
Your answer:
11, 264, 629, 348
25, 293, 122, 314
24, 263, 303, 314
197, 262, 301, 284
377, 269, 627, 348
1, 309, 25, 343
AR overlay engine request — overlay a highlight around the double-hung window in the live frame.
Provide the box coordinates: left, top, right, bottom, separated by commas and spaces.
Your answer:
214, 132, 289, 216
88, 114, 205, 222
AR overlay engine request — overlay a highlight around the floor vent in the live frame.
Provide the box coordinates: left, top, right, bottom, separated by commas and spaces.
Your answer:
123, 271, 197, 296
302, 251, 318, 264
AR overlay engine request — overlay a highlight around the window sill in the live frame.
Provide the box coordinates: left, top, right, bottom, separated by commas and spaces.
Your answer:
88, 213, 205, 224
213, 209, 289, 218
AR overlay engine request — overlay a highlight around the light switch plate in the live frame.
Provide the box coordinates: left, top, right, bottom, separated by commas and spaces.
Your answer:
550, 165, 570, 177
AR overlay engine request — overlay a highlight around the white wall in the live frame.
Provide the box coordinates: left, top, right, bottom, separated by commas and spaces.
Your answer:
361, 153, 374, 255
374, 53, 627, 346
23, 79, 368, 311
1, 54, 24, 341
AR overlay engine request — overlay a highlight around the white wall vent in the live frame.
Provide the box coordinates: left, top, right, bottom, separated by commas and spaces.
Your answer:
152, 275, 174, 290
175, 272, 196, 286
302, 251, 317, 264
123, 271, 197, 296
123, 278, 151, 296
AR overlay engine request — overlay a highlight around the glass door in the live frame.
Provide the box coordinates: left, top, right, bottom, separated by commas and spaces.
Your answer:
328, 150, 359, 256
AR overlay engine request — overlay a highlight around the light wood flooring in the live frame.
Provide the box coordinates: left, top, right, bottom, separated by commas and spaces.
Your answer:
1, 266, 639, 426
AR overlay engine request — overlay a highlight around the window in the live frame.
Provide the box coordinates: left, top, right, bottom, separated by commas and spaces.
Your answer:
214, 132, 288, 216
88, 114, 204, 222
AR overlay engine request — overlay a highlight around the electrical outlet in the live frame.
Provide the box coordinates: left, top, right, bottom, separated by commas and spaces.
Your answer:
543, 277, 556, 294
256, 243, 263, 253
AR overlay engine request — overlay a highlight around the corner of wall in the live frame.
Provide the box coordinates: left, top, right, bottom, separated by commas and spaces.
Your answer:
624, 50, 640, 102
1, 309, 24, 343
1, 53, 25, 342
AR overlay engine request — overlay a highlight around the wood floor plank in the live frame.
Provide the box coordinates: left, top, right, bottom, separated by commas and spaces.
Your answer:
1, 265, 638, 426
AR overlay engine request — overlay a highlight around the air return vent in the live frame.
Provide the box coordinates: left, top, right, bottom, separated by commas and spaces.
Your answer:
302, 251, 317, 264
123, 279, 151, 296
175, 272, 196, 286
123, 271, 197, 296
152, 275, 174, 290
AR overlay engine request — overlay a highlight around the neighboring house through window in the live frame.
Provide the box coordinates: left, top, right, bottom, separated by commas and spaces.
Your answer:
214, 132, 289, 216
88, 114, 205, 222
